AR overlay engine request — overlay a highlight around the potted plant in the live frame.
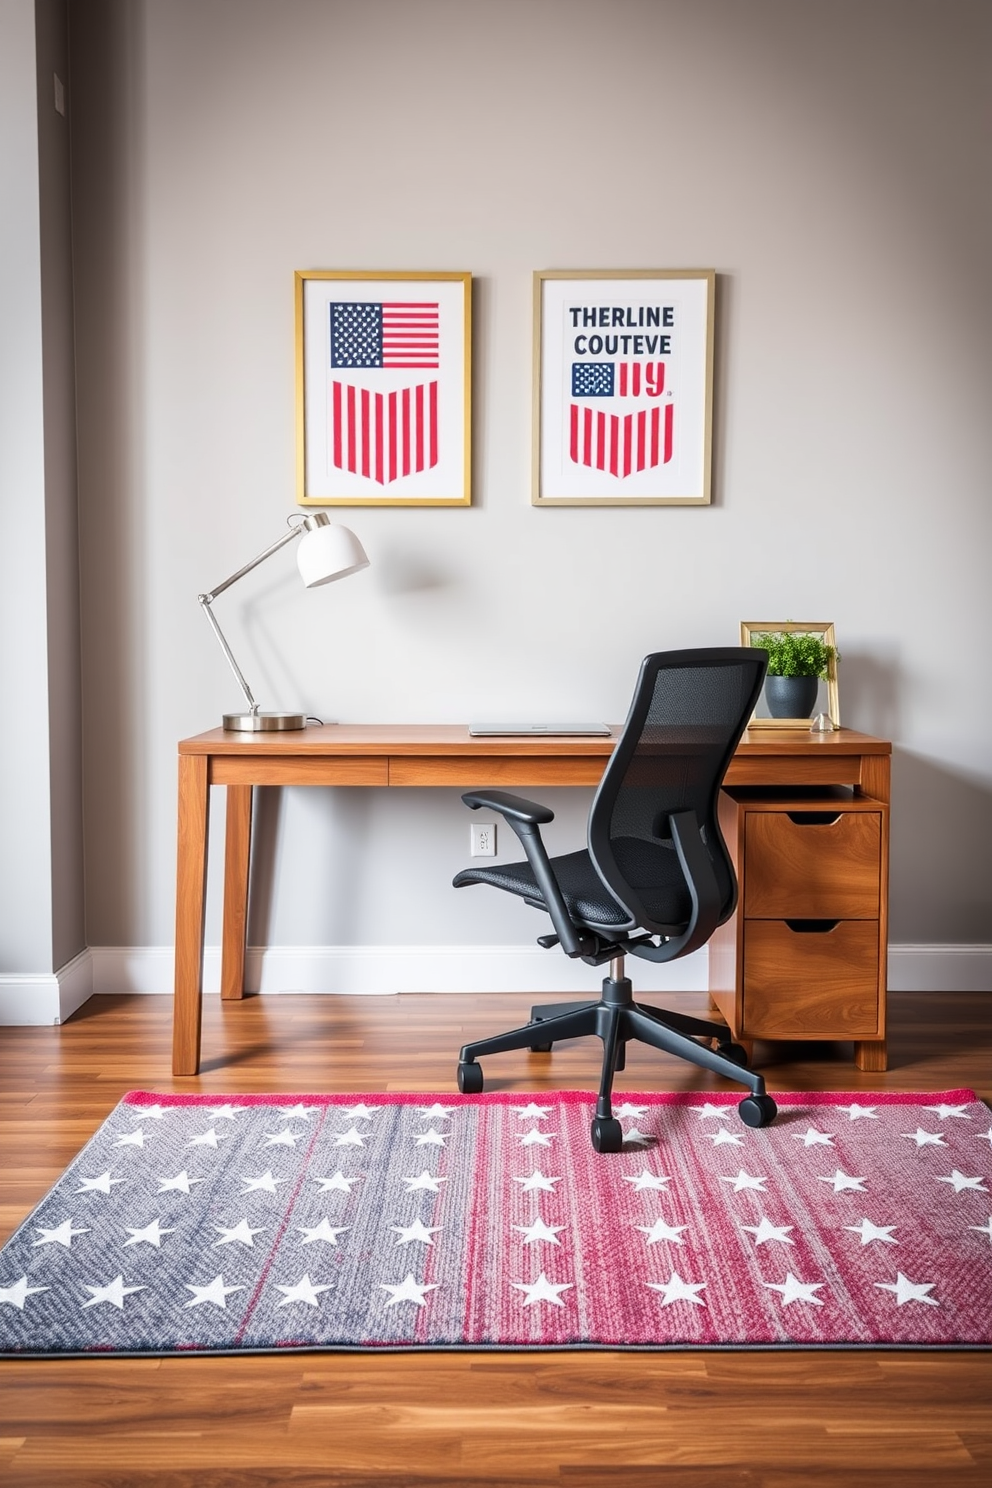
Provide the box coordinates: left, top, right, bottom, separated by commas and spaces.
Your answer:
750, 630, 838, 719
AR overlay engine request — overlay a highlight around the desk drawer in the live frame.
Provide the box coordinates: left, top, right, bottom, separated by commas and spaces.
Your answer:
742, 919, 880, 1037
744, 810, 881, 919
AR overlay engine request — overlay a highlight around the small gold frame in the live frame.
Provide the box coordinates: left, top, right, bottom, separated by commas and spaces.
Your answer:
740, 621, 840, 729
295, 270, 472, 507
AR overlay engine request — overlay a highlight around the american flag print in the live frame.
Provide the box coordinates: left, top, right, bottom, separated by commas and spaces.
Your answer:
328, 302, 440, 485
1, 1089, 988, 1355
569, 361, 672, 477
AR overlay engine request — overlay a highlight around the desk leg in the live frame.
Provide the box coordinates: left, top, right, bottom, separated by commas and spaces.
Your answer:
221, 785, 253, 1001
172, 754, 209, 1076
855, 1039, 888, 1072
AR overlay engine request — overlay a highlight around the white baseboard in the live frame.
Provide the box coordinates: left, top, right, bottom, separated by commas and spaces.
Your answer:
0, 947, 92, 1025
2, 943, 988, 1024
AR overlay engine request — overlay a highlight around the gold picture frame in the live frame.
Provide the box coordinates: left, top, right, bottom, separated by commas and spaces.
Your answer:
295, 270, 472, 507
740, 621, 841, 729
532, 269, 715, 506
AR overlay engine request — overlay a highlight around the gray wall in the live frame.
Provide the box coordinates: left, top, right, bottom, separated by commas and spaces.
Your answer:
0, 0, 84, 976
62, 0, 992, 960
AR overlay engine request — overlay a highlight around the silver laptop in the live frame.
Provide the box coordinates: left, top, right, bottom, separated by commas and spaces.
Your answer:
468, 722, 611, 737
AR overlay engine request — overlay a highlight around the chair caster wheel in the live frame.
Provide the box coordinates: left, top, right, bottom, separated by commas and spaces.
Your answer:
717, 1041, 750, 1069
590, 1116, 624, 1153
738, 1094, 777, 1128
457, 1061, 484, 1094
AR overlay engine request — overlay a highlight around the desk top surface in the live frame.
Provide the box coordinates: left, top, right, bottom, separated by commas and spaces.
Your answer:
179, 724, 891, 758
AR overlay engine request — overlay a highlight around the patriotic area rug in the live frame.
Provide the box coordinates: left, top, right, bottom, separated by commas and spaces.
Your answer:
0, 1089, 989, 1356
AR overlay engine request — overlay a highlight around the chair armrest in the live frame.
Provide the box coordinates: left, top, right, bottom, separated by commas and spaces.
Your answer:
460, 790, 594, 958
461, 790, 555, 826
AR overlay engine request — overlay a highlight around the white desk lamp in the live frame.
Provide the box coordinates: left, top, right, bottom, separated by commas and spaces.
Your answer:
198, 511, 369, 731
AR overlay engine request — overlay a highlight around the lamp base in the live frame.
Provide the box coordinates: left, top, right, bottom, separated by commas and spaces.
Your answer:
222, 710, 308, 732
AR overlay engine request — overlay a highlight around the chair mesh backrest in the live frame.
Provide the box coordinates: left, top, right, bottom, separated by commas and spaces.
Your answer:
588, 649, 767, 931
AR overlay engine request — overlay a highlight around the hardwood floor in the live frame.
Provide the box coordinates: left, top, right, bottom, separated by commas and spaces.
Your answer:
1, 989, 989, 1487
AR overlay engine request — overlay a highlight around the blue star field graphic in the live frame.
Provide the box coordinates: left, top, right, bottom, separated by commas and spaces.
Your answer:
331, 304, 384, 369
571, 362, 614, 397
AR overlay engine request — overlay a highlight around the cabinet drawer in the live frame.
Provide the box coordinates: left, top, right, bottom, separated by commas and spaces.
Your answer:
742, 920, 880, 1037
745, 810, 881, 919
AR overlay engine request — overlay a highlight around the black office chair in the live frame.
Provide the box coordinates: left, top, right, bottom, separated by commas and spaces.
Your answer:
452, 648, 778, 1151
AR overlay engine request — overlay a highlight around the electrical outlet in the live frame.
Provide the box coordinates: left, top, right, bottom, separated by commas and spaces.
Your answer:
470, 821, 497, 857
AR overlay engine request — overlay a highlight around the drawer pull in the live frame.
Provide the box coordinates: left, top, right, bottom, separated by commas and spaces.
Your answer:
784, 919, 839, 934
786, 811, 842, 826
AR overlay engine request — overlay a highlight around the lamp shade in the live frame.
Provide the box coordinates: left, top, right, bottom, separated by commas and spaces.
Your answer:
296, 518, 370, 588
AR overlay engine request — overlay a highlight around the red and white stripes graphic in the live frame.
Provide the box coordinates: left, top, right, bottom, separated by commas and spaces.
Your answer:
331, 380, 438, 485
618, 361, 665, 397
569, 402, 673, 476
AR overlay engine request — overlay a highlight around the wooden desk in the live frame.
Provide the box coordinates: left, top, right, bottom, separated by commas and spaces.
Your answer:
172, 725, 891, 1076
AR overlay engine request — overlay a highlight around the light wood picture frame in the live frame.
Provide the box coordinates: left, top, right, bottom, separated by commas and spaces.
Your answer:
533, 269, 715, 506
296, 270, 471, 506
741, 621, 841, 729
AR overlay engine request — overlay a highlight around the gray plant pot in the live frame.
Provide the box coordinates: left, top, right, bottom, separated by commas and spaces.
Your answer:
765, 674, 819, 719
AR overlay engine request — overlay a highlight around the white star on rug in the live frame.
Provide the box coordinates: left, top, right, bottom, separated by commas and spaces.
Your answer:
514, 1216, 566, 1246
392, 1220, 443, 1243
75, 1171, 125, 1195
635, 1218, 688, 1245
875, 1273, 939, 1307
923, 1104, 971, 1120
333, 1126, 368, 1148
157, 1170, 204, 1194
185, 1275, 244, 1309
968, 1218, 992, 1244
415, 1129, 447, 1147
975, 1128, 992, 1146
901, 1129, 947, 1147
313, 1171, 360, 1193
114, 1129, 148, 1148
213, 1219, 265, 1248
519, 1128, 554, 1147
707, 1128, 744, 1147
621, 1127, 652, 1146
513, 1170, 561, 1193
299, 1219, 350, 1246
936, 1171, 988, 1193
263, 1129, 303, 1148
135, 1104, 168, 1120
188, 1129, 226, 1149
275, 1274, 333, 1307
340, 1103, 381, 1122
838, 1104, 879, 1121
720, 1170, 768, 1193
513, 1103, 552, 1121
614, 1103, 648, 1120
845, 1218, 898, 1246
239, 1171, 283, 1194
693, 1103, 731, 1121
81, 1275, 146, 1310
793, 1127, 835, 1148
512, 1273, 573, 1307
622, 1170, 672, 1192
33, 1219, 89, 1248
123, 1219, 174, 1248
391, 1220, 440, 1247
0, 1276, 49, 1310
381, 1273, 440, 1307
764, 1273, 824, 1306
418, 1104, 456, 1123
647, 1271, 707, 1306
818, 1170, 867, 1193
277, 1104, 317, 1121
206, 1104, 246, 1121
402, 1170, 447, 1193
741, 1217, 795, 1247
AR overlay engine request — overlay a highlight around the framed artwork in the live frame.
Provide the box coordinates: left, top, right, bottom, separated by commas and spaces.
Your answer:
533, 269, 715, 506
740, 621, 841, 729
295, 270, 471, 506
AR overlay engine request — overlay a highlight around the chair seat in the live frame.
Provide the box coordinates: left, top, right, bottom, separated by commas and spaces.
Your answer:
453, 836, 693, 930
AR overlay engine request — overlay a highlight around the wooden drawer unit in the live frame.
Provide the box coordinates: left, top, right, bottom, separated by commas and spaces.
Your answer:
709, 787, 889, 1070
